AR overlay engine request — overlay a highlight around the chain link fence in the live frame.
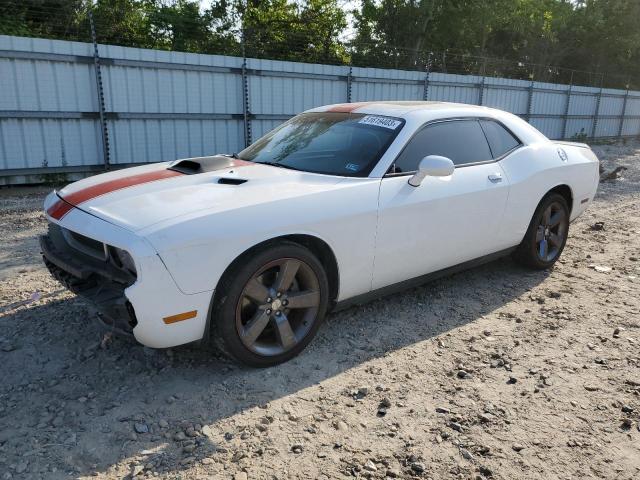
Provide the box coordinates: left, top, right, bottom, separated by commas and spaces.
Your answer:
1, 4, 639, 184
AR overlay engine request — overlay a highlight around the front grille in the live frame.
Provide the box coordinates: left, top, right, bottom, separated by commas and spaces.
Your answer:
68, 229, 103, 253
60, 225, 106, 260
41, 225, 138, 335
45, 223, 136, 286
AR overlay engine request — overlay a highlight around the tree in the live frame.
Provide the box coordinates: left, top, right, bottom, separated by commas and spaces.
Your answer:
147, 0, 237, 54
0, 0, 88, 41
566, 0, 640, 87
239, 0, 347, 64
348, 0, 639, 86
89, 0, 155, 47
297, 0, 348, 64
0, 0, 638, 88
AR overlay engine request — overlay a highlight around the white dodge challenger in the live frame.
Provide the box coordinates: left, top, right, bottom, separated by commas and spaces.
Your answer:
41, 101, 600, 366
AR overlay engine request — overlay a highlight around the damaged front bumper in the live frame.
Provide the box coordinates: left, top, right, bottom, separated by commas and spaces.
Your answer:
40, 223, 138, 335
40, 199, 214, 349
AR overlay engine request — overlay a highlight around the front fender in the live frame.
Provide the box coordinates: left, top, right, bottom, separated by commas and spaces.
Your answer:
142, 180, 381, 301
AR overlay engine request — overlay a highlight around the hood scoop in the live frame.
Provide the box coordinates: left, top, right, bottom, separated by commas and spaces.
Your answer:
168, 155, 250, 175
218, 177, 247, 185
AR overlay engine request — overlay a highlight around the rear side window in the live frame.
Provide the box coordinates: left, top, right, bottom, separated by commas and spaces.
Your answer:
393, 120, 492, 172
479, 120, 520, 158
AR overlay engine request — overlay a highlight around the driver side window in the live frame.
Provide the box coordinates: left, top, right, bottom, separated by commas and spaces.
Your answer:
392, 119, 493, 173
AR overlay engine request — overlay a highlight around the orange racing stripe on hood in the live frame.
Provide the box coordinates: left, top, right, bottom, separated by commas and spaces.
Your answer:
47, 168, 185, 220
46, 197, 75, 220
47, 159, 257, 220
326, 102, 372, 113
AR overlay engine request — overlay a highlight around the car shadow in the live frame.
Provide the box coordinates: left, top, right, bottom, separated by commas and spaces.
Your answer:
0, 255, 553, 478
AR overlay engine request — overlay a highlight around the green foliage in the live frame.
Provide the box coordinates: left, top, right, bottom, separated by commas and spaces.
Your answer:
239, 0, 348, 64
570, 129, 588, 142
0, 1, 90, 41
349, 0, 639, 87
0, 0, 637, 88
146, 0, 237, 54
37, 171, 71, 186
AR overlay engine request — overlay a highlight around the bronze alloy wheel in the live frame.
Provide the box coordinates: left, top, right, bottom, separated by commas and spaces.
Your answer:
234, 257, 321, 357
513, 192, 570, 270
535, 200, 568, 262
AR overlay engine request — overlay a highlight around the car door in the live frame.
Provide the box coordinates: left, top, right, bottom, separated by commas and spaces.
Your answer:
371, 118, 513, 290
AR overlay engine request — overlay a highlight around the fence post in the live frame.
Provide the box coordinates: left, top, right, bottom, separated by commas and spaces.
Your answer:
346, 66, 353, 103
591, 73, 604, 139
423, 54, 431, 101
617, 78, 630, 138
88, 11, 110, 170
561, 71, 574, 140
525, 80, 534, 123
478, 59, 486, 106
241, 29, 251, 148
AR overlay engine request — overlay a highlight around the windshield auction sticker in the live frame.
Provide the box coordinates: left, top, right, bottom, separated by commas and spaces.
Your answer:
358, 115, 402, 130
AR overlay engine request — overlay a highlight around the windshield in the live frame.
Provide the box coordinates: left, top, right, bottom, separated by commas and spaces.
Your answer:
237, 112, 404, 177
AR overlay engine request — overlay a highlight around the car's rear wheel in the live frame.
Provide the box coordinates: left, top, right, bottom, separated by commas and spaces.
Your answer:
513, 192, 570, 269
212, 242, 329, 367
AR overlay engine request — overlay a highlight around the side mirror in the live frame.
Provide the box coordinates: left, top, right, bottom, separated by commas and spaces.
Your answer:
408, 155, 455, 187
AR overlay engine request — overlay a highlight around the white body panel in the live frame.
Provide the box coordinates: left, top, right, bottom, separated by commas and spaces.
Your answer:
43, 193, 213, 347
143, 174, 381, 299
43, 101, 600, 348
497, 142, 600, 245
373, 162, 510, 289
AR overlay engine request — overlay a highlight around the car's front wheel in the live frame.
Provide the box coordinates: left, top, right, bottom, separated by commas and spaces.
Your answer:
212, 242, 329, 367
513, 192, 570, 269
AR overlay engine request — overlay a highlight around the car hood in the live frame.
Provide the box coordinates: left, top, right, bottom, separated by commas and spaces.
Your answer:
52, 159, 346, 232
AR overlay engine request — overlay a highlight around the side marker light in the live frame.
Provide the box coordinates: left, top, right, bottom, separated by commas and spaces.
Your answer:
163, 310, 197, 324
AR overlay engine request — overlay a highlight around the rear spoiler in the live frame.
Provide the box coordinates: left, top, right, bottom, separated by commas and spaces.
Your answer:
553, 141, 590, 149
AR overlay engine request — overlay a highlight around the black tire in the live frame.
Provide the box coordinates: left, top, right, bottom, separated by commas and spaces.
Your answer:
513, 192, 570, 269
211, 241, 329, 367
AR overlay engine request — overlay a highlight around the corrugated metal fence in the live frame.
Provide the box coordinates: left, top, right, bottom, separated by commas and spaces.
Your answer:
1, 34, 640, 185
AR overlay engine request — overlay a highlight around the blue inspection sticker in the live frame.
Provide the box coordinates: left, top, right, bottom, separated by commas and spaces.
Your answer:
345, 163, 359, 172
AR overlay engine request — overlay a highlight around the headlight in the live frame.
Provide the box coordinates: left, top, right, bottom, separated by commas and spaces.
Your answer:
110, 247, 137, 275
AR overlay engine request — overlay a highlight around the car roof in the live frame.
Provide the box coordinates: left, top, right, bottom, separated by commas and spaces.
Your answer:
306, 101, 492, 117
305, 101, 549, 144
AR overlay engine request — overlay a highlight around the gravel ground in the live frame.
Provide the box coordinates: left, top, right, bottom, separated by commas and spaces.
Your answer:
0, 140, 639, 480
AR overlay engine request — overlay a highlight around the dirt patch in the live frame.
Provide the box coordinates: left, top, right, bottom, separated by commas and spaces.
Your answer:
1, 142, 639, 479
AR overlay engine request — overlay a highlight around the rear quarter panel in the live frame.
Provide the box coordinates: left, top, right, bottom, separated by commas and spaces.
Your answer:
498, 142, 599, 246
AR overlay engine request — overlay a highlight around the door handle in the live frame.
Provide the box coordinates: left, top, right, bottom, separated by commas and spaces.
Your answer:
488, 173, 503, 183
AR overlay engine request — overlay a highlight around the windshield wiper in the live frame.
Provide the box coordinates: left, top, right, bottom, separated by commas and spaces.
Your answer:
258, 161, 303, 172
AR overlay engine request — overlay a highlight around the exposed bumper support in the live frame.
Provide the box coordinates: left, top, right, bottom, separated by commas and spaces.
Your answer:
41, 212, 214, 348
40, 224, 138, 335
